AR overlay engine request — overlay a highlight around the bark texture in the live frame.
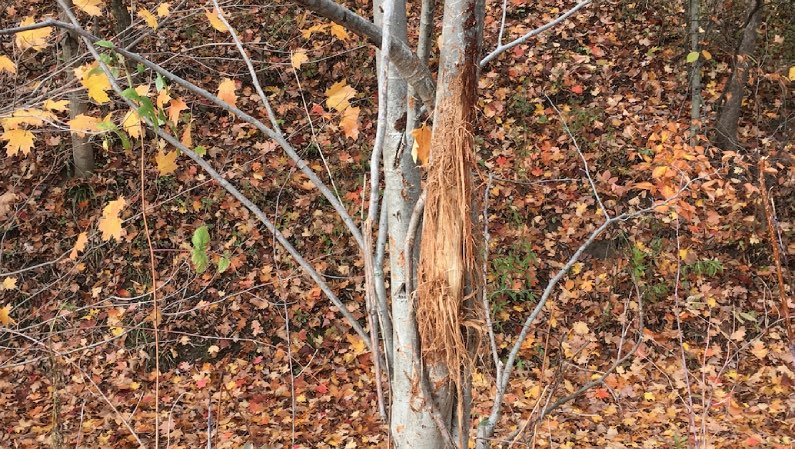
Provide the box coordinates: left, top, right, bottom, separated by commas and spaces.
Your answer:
714, 0, 762, 150
415, 0, 483, 447
60, 0, 93, 177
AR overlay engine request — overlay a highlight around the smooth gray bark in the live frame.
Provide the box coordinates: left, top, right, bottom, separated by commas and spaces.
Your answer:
371, 0, 432, 446
294, 0, 436, 109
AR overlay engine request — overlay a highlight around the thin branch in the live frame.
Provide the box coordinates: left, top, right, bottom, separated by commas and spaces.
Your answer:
480, 0, 593, 68
477, 176, 702, 446
545, 93, 609, 220
481, 174, 502, 381
46, 11, 373, 351
0, 18, 366, 252
536, 276, 644, 420
293, 0, 436, 110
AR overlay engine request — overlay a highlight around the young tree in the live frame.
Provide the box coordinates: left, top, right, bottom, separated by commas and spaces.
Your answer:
1, 1, 701, 447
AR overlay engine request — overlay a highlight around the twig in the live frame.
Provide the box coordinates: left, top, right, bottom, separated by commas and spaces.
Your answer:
480, 0, 594, 68
0, 18, 366, 251
545, 93, 609, 220
45, 12, 373, 350
481, 174, 502, 380
759, 157, 793, 346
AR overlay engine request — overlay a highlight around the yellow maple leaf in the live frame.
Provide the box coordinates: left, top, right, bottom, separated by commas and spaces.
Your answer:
217, 78, 237, 107
98, 197, 126, 241
15, 17, 52, 52
325, 80, 355, 112
789, 66, 795, 82
168, 97, 188, 124
122, 109, 142, 139
156, 2, 170, 17
70, 232, 89, 260
2, 108, 54, 130
291, 50, 309, 69
2, 277, 17, 290
0, 304, 15, 326
301, 24, 327, 39
43, 99, 69, 112
155, 149, 178, 175
1, 129, 35, 156
204, 8, 228, 32
330, 24, 349, 41
340, 106, 360, 140
138, 8, 158, 29
346, 334, 366, 355
410, 125, 432, 165
74, 0, 103, 16
68, 114, 100, 137
0, 56, 16, 74
76, 63, 112, 104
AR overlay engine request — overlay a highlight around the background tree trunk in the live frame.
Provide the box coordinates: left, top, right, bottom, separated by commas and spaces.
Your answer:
688, 0, 702, 143
109, 0, 132, 48
714, 0, 762, 151
60, 0, 94, 177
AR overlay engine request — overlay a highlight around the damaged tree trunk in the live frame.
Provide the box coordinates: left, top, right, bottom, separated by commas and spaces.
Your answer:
714, 0, 762, 151
413, 0, 483, 447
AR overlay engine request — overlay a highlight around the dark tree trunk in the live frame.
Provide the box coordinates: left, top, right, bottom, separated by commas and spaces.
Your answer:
714, 0, 762, 151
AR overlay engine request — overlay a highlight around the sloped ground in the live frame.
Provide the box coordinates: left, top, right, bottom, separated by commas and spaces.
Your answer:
0, 0, 792, 448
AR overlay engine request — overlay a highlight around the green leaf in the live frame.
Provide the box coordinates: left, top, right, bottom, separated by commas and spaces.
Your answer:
194, 145, 206, 157
191, 248, 209, 274
95, 40, 115, 49
217, 254, 231, 273
192, 225, 210, 250
136, 63, 146, 74
686, 51, 700, 63
97, 121, 131, 150
155, 73, 167, 92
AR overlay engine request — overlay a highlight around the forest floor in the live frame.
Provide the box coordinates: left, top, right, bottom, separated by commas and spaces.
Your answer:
0, 0, 793, 448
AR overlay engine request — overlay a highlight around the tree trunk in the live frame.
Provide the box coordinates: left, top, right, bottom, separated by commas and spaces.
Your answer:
109, 0, 132, 48
714, 0, 762, 151
688, 0, 702, 144
60, 0, 94, 177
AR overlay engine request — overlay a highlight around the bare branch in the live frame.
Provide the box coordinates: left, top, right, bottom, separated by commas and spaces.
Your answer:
45, 10, 374, 351
294, 0, 436, 110
545, 94, 609, 221
480, 0, 593, 68
477, 177, 703, 447
0, 18, 366, 252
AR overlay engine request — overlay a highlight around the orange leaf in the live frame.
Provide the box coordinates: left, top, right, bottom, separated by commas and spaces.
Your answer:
0, 55, 16, 74
217, 78, 237, 107
69, 232, 89, 260
68, 114, 100, 137
339, 106, 360, 140
168, 97, 188, 124
410, 125, 432, 165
